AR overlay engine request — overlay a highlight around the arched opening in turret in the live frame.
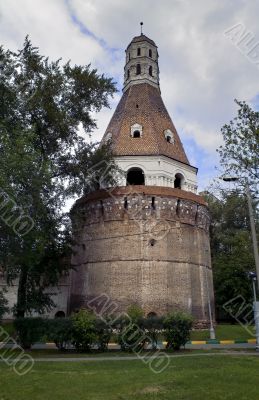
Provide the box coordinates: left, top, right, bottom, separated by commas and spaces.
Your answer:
149, 66, 153, 76
127, 69, 130, 79
174, 173, 184, 189
137, 47, 141, 56
133, 130, 140, 138
136, 64, 141, 75
55, 311, 65, 318
127, 168, 145, 186
149, 49, 152, 58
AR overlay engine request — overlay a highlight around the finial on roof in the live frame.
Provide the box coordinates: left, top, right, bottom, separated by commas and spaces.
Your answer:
140, 22, 143, 35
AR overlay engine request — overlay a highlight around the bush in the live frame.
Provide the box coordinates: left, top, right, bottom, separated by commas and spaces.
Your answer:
163, 311, 193, 350
14, 318, 46, 349
47, 318, 73, 350
115, 306, 146, 352
143, 316, 163, 350
71, 309, 97, 352
95, 318, 112, 351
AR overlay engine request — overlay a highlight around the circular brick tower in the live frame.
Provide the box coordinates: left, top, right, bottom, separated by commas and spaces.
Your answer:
69, 33, 214, 326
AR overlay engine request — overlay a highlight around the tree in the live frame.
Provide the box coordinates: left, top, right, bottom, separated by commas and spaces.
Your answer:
0, 289, 9, 322
217, 100, 259, 194
204, 191, 258, 320
0, 37, 117, 317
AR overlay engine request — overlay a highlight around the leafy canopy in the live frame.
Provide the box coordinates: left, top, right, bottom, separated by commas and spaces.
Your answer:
0, 37, 117, 316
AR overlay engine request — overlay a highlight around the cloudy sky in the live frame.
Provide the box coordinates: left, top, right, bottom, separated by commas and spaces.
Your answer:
1, 0, 259, 190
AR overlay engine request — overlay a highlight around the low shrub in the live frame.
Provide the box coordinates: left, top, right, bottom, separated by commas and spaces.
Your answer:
163, 311, 193, 350
71, 309, 97, 352
47, 318, 73, 350
14, 318, 46, 349
95, 318, 112, 351
142, 316, 163, 350
115, 306, 147, 352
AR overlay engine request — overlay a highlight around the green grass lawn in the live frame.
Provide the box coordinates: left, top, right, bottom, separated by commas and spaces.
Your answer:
190, 324, 255, 341
0, 355, 259, 399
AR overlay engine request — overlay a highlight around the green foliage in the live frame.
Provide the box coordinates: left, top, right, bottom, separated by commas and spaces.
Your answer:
117, 323, 146, 352
217, 100, 259, 194
0, 289, 8, 322
163, 311, 193, 350
47, 318, 73, 350
71, 309, 97, 352
0, 37, 117, 316
126, 304, 144, 322
204, 191, 258, 319
95, 318, 112, 351
142, 316, 164, 350
115, 306, 146, 352
14, 317, 46, 349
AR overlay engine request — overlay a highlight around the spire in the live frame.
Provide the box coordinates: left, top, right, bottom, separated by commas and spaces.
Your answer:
123, 33, 159, 92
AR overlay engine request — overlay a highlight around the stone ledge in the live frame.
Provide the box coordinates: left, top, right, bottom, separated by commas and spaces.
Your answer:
74, 186, 207, 207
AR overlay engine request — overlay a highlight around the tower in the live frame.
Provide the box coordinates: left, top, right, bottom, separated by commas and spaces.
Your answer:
69, 32, 214, 326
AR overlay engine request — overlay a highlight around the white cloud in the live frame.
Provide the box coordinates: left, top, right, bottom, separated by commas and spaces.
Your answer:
0, 0, 258, 188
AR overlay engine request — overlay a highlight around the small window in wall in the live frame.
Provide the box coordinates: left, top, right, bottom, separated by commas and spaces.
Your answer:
164, 129, 174, 144
149, 49, 152, 58
136, 64, 141, 75
130, 123, 143, 137
128, 52, 131, 60
127, 168, 145, 185
149, 66, 153, 76
137, 47, 141, 56
174, 173, 184, 189
127, 69, 130, 79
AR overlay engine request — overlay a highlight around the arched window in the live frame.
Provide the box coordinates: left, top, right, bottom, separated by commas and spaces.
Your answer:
55, 311, 65, 319
149, 49, 152, 58
147, 311, 157, 318
127, 168, 145, 185
137, 47, 141, 56
130, 123, 143, 137
136, 64, 141, 75
149, 66, 153, 76
127, 69, 130, 79
133, 130, 140, 138
174, 173, 184, 189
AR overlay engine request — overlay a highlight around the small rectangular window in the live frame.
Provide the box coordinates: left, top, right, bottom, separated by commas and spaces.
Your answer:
137, 48, 141, 56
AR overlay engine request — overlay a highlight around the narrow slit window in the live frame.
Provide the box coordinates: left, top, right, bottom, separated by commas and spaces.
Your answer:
149, 66, 153, 76
136, 64, 141, 75
137, 47, 141, 56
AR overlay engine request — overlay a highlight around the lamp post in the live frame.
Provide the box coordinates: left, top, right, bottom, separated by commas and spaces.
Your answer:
205, 264, 216, 340
222, 177, 259, 350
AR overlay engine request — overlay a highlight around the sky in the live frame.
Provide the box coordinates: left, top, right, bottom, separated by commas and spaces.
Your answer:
0, 0, 259, 191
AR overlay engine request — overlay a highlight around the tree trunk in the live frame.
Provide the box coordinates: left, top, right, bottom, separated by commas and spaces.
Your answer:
16, 267, 28, 318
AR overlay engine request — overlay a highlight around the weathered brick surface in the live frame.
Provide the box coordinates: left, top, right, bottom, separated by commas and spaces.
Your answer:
69, 188, 215, 325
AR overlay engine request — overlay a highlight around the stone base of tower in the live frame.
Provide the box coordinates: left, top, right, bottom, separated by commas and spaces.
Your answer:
69, 186, 215, 326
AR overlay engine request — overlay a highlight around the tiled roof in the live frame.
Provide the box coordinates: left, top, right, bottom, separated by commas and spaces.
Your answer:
103, 83, 190, 165
128, 34, 156, 47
